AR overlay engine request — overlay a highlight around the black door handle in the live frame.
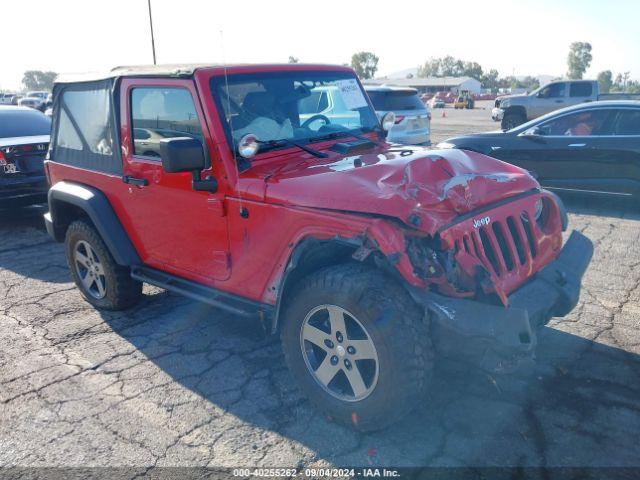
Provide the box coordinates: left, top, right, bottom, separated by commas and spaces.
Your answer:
122, 175, 148, 186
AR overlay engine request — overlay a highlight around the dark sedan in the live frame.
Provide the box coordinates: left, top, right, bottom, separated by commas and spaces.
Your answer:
0, 106, 51, 207
438, 101, 640, 198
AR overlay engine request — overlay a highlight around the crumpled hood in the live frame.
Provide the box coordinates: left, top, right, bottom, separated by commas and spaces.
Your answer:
255, 146, 539, 235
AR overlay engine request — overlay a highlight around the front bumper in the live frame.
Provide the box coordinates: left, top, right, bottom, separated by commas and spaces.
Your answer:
410, 230, 593, 372
491, 107, 504, 121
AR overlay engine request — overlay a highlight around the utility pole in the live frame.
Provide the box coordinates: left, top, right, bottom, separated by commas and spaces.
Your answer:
147, 0, 157, 65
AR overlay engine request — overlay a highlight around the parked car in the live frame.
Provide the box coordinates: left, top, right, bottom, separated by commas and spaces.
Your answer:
439, 101, 640, 198
17, 96, 44, 110
493, 79, 640, 130
365, 86, 431, 145
0, 106, 51, 207
430, 97, 446, 109
44, 63, 591, 431
132, 128, 200, 157
0, 93, 17, 105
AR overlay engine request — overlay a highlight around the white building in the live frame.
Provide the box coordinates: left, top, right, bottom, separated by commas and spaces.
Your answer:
364, 76, 482, 95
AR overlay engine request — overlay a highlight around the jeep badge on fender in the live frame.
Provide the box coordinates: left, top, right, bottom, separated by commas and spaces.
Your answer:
43, 63, 593, 432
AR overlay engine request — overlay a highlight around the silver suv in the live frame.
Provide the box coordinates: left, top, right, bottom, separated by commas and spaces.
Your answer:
365, 86, 431, 145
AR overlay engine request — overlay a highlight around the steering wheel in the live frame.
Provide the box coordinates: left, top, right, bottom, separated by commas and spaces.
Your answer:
301, 114, 331, 130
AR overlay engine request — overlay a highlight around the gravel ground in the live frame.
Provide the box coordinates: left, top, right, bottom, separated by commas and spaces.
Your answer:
1, 109, 639, 473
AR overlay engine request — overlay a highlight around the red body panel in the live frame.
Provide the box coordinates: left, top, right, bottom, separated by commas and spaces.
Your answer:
46, 64, 564, 307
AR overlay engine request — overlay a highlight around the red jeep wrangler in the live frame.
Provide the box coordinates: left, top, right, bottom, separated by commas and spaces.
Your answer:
44, 64, 592, 430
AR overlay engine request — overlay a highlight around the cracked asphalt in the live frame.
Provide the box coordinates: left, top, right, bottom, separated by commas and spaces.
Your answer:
1, 198, 639, 471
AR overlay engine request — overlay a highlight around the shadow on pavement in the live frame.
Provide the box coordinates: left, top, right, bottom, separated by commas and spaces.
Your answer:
0, 204, 70, 283
97, 289, 640, 468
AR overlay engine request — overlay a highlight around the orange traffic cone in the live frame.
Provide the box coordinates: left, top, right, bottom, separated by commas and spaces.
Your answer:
441, 110, 446, 118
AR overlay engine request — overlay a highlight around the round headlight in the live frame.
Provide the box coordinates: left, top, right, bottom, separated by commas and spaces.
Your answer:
534, 198, 544, 221
381, 111, 396, 131
534, 197, 554, 231
238, 134, 259, 159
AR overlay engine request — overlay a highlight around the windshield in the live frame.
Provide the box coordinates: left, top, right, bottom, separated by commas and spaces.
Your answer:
0, 109, 51, 138
210, 71, 378, 151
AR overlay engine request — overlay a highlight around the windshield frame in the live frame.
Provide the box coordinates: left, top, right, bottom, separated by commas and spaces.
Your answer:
209, 69, 380, 157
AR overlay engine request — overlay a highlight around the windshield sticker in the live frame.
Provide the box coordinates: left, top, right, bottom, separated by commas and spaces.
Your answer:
336, 79, 368, 110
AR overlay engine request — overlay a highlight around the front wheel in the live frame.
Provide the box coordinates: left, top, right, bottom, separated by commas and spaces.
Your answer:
501, 112, 525, 130
280, 264, 433, 431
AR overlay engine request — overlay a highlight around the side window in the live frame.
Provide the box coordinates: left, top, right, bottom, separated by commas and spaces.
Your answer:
62, 88, 114, 155
613, 110, 640, 135
570, 82, 593, 97
130, 87, 203, 158
539, 110, 610, 136
539, 83, 566, 99
57, 109, 83, 151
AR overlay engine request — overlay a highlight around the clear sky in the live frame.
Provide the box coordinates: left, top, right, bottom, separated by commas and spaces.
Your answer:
2, 0, 639, 91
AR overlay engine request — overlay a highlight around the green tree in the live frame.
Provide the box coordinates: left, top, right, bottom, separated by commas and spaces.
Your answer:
350, 51, 379, 79
288, 56, 299, 64
417, 56, 483, 79
22, 70, 57, 91
597, 70, 613, 93
480, 69, 500, 91
567, 42, 592, 79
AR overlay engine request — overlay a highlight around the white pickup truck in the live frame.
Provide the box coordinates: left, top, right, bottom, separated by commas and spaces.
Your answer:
492, 80, 640, 130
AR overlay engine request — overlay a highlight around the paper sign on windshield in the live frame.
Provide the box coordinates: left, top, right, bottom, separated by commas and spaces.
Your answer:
336, 79, 368, 110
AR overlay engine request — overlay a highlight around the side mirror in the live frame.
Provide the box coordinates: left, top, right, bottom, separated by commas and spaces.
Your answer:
159, 137, 217, 192
159, 137, 205, 173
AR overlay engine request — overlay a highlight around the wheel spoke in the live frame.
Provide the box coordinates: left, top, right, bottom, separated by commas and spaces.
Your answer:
94, 276, 106, 297
80, 271, 95, 291
314, 355, 340, 386
327, 305, 347, 339
302, 323, 330, 349
75, 251, 90, 269
86, 245, 98, 264
349, 340, 377, 360
344, 364, 367, 398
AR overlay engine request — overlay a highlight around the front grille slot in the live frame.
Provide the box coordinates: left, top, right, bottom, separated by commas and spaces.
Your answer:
478, 227, 501, 275
492, 222, 514, 272
507, 216, 527, 265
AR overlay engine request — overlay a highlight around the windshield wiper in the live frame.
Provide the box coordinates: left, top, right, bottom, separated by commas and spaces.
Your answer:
259, 139, 328, 158
311, 129, 382, 146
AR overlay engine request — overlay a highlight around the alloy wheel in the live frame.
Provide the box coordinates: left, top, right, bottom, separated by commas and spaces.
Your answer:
73, 240, 107, 299
300, 304, 379, 402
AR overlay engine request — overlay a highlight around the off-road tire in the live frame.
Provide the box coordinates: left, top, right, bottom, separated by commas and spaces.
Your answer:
65, 220, 142, 310
281, 263, 434, 431
501, 112, 525, 130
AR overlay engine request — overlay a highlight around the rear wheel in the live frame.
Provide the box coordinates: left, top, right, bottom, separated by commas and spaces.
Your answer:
65, 220, 142, 310
501, 112, 525, 130
280, 263, 433, 431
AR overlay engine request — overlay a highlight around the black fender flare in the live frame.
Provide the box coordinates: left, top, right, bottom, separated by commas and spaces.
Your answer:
46, 181, 141, 266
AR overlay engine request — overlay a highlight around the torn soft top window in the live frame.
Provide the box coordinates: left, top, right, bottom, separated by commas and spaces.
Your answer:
51, 78, 122, 174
